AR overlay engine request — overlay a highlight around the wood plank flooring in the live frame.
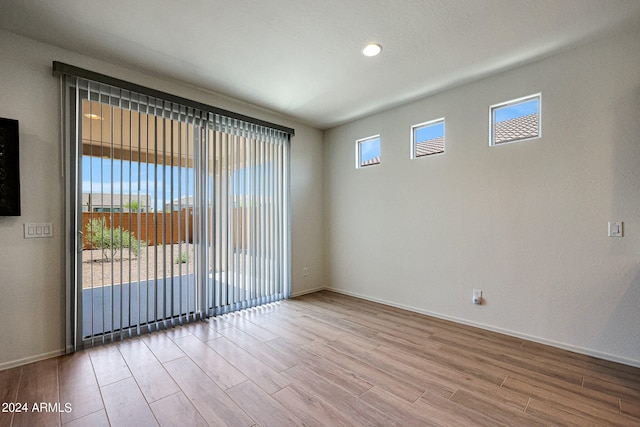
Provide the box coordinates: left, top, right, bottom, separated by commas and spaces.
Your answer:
2, 290, 639, 426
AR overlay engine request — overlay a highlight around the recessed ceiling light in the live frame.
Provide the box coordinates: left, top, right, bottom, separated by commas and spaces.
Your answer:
362, 43, 382, 57
84, 113, 103, 120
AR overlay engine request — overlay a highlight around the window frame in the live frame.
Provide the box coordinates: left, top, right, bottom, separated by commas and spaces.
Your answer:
489, 93, 541, 146
355, 134, 381, 169
411, 117, 445, 159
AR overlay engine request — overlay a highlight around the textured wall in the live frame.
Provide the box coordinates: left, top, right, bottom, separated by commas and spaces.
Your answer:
324, 28, 640, 366
0, 30, 325, 369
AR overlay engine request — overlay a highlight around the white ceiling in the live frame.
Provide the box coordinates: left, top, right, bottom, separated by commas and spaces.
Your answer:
1, 0, 640, 129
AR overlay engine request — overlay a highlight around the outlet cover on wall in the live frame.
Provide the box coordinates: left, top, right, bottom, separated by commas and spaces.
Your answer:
472, 289, 482, 305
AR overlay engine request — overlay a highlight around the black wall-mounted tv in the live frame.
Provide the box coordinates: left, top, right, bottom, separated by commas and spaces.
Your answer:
0, 118, 21, 216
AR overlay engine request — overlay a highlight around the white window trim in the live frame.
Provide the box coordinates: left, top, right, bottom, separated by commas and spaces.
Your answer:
355, 134, 381, 169
489, 93, 541, 146
411, 117, 445, 159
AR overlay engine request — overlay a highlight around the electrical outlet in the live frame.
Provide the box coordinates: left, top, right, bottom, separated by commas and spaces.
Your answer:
472, 289, 482, 305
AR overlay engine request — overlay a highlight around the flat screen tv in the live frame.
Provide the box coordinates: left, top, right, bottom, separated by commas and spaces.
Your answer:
0, 118, 21, 216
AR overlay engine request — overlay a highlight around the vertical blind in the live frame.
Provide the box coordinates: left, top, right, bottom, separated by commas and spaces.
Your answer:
59, 64, 292, 349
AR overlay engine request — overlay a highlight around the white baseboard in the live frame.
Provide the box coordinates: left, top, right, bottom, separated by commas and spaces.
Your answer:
0, 349, 66, 372
291, 286, 328, 298
324, 287, 640, 369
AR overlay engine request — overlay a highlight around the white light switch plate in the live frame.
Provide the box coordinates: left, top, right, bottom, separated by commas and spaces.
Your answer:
608, 221, 623, 237
24, 223, 54, 239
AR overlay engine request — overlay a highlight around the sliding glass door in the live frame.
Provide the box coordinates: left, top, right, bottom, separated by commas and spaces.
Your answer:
62, 74, 290, 349
207, 120, 290, 314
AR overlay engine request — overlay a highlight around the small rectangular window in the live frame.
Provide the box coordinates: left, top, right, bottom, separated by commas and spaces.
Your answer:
356, 135, 381, 168
490, 93, 541, 146
412, 118, 445, 159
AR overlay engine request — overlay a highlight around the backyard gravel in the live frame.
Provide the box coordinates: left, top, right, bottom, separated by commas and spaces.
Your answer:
81, 243, 195, 288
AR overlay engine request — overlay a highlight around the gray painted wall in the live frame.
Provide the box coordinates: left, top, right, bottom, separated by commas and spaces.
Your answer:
324, 28, 640, 366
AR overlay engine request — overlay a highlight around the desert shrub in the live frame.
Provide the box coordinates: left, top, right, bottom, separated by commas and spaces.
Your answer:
86, 218, 146, 260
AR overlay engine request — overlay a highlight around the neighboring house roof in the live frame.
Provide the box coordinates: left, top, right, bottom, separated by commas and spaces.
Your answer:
415, 136, 445, 157
82, 193, 151, 210
361, 156, 380, 167
494, 113, 539, 144
165, 196, 194, 210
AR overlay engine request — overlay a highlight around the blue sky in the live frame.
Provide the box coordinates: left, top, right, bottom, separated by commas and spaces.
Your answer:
82, 156, 194, 211
82, 156, 265, 210
495, 98, 539, 122
415, 121, 444, 143
360, 137, 380, 163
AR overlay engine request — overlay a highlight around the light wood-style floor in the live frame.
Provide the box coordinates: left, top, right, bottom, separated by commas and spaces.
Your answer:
1, 290, 640, 426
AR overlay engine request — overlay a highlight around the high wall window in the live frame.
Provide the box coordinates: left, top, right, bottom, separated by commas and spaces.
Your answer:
490, 93, 541, 146
356, 135, 381, 168
412, 118, 445, 158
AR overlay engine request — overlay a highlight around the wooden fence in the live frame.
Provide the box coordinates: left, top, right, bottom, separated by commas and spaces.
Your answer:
82, 207, 258, 250
82, 210, 193, 249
